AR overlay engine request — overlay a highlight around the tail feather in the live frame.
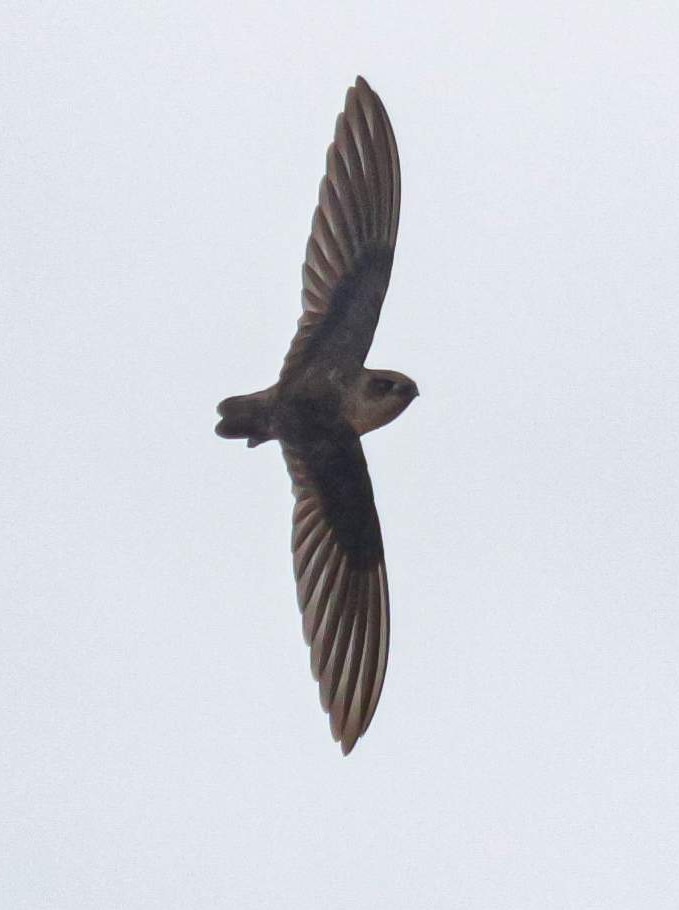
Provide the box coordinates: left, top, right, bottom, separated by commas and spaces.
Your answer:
215, 390, 273, 445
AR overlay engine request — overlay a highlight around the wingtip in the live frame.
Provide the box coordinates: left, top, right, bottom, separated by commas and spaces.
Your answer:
354, 75, 375, 98
340, 734, 358, 756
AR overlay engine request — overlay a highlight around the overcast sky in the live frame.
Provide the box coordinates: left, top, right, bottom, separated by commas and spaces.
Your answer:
2, 2, 679, 908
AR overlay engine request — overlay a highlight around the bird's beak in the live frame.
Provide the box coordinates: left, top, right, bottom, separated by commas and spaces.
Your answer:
395, 381, 419, 398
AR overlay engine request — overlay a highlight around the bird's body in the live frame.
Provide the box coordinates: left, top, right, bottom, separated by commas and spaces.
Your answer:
218, 366, 416, 447
216, 77, 417, 754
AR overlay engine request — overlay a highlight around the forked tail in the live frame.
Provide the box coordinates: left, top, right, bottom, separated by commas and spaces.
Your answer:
215, 389, 273, 447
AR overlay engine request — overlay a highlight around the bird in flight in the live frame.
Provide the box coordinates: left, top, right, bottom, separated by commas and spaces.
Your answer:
216, 76, 418, 754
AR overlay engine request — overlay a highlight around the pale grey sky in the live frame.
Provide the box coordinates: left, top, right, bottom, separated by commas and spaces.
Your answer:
2, 2, 678, 908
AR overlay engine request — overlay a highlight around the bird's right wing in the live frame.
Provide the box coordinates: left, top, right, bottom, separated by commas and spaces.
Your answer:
282, 425, 390, 755
280, 76, 401, 384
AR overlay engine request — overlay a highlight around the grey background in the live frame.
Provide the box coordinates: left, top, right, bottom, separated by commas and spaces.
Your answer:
2, 2, 678, 908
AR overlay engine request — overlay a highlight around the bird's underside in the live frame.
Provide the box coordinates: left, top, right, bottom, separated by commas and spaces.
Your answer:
216, 76, 415, 754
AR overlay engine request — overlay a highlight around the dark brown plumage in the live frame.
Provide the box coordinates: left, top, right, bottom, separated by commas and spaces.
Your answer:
216, 76, 417, 754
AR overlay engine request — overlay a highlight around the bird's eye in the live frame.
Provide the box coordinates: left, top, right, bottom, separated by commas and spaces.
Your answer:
371, 378, 395, 396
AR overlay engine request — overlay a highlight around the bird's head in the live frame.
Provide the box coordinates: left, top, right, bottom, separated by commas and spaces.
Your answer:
350, 368, 419, 435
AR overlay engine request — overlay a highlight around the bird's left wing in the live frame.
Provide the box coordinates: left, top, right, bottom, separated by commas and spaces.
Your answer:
280, 76, 401, 384
282, 426, 390, 754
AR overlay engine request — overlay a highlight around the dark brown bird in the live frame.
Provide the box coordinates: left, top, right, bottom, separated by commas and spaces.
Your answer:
216, 76, 418, 754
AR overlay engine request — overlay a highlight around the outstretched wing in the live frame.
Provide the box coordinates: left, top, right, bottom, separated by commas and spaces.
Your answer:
281, 76, 401, 383
282, 426, 390, 754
